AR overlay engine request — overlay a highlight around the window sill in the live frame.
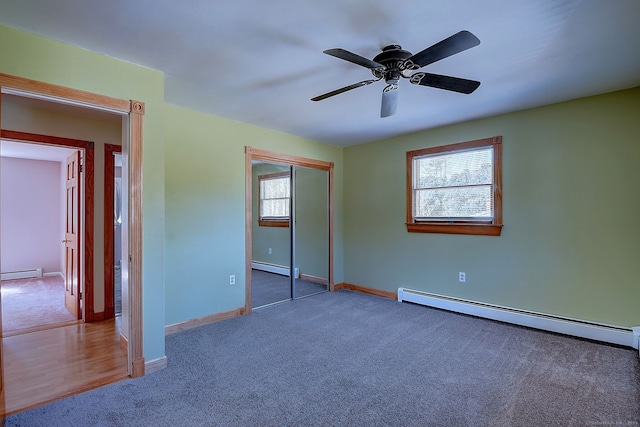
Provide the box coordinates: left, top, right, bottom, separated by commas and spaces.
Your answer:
406, 223, 502, 236
258, 220, 289, 228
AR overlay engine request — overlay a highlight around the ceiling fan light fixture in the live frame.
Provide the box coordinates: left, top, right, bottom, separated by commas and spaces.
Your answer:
381, 84, 398, 118
383, 81, 399, 91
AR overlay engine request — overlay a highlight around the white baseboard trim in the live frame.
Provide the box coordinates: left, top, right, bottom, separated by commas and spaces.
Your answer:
145, 356, 168, 374
43, 271, 63, 278
398, 287, 639, 350
1, 268, 43, 280
252, 261, 299, 278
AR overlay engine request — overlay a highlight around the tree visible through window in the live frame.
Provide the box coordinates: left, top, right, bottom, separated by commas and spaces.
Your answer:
406, 136, 502, 236
259, 171, 290, 227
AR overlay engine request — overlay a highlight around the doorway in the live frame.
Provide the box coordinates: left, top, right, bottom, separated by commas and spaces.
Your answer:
0, 133, 95, 335
0, 140, 83, 334
245, 147, 334, 313
0, 72, 146, 380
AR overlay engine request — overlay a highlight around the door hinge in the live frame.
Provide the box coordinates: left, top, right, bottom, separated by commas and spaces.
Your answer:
79, 163, 84, 173
79, 292, 83, 300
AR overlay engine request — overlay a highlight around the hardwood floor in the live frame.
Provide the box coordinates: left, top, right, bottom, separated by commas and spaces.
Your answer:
0, 318, 128, 417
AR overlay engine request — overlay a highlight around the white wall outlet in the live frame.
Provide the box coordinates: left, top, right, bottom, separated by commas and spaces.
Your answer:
459, 272, 466, 283
268, 248, 272, 255
229, 274, 235, 285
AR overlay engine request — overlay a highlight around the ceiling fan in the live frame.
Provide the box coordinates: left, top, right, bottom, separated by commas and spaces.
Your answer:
311, 30, 481, 118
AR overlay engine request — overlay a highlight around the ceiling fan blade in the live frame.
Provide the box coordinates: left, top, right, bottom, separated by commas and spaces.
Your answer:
323, 48, 385, 71
405, 30, 480, 69
311, 79, 379, 101
380, 83, 398, 118
409, 72, 480, 94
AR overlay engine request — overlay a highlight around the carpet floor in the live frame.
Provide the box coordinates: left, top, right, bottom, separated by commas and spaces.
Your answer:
1, 276, 76, 333
251, 269, 327, 308
5, 290, 639, 426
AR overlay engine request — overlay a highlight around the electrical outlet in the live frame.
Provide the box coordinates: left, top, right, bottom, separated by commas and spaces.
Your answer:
268, 248, 272, 255
459, 272, 466, 283
229, 274, 235, 285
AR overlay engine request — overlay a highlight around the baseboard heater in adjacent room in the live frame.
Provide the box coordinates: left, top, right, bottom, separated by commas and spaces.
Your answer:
1, 268, 43, 281
251, 261, 299, 278
397, 288, 640, 350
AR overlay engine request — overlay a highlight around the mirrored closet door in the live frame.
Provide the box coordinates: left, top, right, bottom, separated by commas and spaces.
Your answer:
291, 165, 329, 299
251, 161, 292, 308
250, 161, 330, 308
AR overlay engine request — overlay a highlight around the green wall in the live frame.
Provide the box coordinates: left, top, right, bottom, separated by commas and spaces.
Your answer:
6, 22, 635, 363
1, 24, 346, 355
0, 25, 166, 361
163, 103, 344, 325
344, 87, 640, 327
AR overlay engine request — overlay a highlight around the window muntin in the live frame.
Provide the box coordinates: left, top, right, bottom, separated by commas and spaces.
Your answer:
414, 147, 493, 222
406, 136, 502, 236
259, 172, 290, 226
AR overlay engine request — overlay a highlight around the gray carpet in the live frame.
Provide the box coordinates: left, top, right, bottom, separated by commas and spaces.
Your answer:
1, 276, 76, 332
6, 290, 639, 426
251, 269, 327, 308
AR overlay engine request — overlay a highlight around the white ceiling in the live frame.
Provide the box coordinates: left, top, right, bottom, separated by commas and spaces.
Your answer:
1, 140, 76, 162
1, 1, 639, 146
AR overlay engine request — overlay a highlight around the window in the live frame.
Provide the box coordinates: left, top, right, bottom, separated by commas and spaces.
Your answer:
258, 171, 290, 227
406, 136, 502, 236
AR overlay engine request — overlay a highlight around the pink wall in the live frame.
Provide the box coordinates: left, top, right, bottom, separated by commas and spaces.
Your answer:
1, 156, 63, 274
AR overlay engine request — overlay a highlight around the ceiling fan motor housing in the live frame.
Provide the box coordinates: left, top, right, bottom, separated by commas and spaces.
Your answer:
372, 45, 414, 82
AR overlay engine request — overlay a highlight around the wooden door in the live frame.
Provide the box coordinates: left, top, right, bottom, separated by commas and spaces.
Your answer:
64, 151, 82, 319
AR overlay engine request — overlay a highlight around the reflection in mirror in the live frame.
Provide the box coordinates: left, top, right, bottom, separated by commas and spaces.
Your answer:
251, 161, 292, 308
293, 166, 329, 298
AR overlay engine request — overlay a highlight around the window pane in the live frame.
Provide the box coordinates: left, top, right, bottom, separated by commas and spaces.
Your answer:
406, 136, 502, 235
262, 177, 290, 199
261, 198, 289, 217
415, 148, 492, 190
415, 185, 493, 219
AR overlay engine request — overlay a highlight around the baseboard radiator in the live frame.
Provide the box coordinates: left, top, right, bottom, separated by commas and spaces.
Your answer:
252, 261, 299, 278
398, 288, 640, 350
1, 268, 43, 281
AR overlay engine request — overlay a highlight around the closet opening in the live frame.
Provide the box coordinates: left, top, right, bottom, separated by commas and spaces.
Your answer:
245, 148, 334, 313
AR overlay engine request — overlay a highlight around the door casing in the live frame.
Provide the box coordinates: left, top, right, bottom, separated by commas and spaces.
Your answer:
0, 72, 145, 378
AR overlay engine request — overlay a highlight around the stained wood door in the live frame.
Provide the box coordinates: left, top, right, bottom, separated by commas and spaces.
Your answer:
64, 151, 82, 319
